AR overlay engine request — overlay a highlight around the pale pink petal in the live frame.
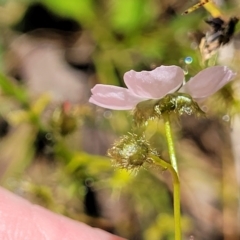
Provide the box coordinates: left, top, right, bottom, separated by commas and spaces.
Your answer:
123, 65, 184, 99
182, 66, 236, 99
89, 84, 145, 110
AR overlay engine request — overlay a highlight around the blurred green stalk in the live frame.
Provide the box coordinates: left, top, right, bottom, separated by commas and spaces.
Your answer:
163, 114, 182, 240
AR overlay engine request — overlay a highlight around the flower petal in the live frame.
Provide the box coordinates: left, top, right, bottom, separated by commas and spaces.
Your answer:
123, 66, 184, 99
182, 66, 236, 99
89, 84, 144, 110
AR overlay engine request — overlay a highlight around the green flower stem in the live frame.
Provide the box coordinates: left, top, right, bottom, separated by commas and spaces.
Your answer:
150, 155, 182, 240
163, 114, 178, 174
162, 114, 181, 240
173, 175, 181, 240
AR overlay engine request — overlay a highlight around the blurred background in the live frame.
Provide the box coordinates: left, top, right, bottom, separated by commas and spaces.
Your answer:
0, 0, 239, 239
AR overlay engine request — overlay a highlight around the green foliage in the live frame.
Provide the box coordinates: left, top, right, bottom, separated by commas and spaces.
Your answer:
144, 213, 192, 240
42, 0, 95, 23
0, 0, 239, 239
109, 0, 157, 34
0, 72, 29, 105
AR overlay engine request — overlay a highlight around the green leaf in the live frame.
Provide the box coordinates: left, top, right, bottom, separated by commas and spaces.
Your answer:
110, 0, 147, 33
0, 73, 29, 105
42, 0, 95, 23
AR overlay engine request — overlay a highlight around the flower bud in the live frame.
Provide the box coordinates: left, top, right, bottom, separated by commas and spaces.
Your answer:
108, 133, 153, 172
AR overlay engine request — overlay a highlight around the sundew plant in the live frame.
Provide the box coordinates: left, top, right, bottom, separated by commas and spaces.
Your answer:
89, 2, 238, 240
0, 0, 240, 240
90, 63, 236, 240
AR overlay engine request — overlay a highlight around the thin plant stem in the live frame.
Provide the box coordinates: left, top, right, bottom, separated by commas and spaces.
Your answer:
163, 114, 178, 174
160, 114, 181, 240
173, 176, 181, 240
149, 155, 181, 240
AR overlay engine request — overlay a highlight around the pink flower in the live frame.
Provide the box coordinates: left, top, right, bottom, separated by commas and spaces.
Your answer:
89, 65, 236, 110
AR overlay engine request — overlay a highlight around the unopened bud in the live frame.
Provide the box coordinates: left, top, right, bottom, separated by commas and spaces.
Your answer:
108, 133, 153, 172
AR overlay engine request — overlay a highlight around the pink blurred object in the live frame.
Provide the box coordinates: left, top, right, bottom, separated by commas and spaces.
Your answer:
0, 187, 125, 240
